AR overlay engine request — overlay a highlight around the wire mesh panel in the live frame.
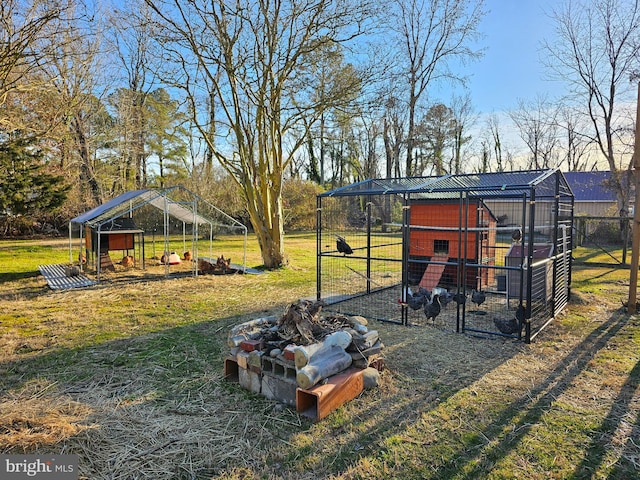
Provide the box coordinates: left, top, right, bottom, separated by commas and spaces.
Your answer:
70, 186, 248, 281
316, 170, 574, 342
317, 194, 406, 323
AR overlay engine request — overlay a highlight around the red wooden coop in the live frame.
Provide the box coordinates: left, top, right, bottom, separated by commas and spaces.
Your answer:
408, 199, 497, 290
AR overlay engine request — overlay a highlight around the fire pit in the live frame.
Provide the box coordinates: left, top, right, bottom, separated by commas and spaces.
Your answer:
224, 300, 384, 420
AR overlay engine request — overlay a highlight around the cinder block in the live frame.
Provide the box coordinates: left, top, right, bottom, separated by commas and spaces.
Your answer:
273, 358, 297, 380
236, 350, 250, 369
262, 372, 297, 406
248, 350, 264, 373
224, 357, 239, 382
238, 366, 262, 394
262, 354, 296, 379
262, 355, 276, 374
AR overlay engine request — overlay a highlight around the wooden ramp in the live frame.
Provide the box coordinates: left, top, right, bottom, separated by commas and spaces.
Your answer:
38, 264, 96, 290
99, 252, 115, 271
419, 256, 449, 290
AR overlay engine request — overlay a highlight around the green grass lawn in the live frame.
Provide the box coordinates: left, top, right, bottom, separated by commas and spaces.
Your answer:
0, 235, 639, 480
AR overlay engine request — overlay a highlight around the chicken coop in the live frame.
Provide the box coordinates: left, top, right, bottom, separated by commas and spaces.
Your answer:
69, 186, 248, 282
316, 169, 574, 343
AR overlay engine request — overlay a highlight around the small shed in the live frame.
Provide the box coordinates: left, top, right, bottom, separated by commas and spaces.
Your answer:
316, 169, 574, 343
69, 186, 248, 281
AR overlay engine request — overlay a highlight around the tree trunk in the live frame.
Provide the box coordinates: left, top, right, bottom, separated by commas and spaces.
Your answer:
73, 117, 101, 205
242, 163, 286, 269
249, 202, 286, 269
406, 90, 416, 177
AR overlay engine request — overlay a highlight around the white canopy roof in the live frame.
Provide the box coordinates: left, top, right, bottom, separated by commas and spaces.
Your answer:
70, 188, 220, 229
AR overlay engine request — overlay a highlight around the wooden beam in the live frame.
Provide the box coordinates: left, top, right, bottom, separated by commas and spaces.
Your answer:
628, 82, 640, 314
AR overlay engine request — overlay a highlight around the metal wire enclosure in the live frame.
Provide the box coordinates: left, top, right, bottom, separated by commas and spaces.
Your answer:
69, 185, 248, 282
316, 169, 574, 343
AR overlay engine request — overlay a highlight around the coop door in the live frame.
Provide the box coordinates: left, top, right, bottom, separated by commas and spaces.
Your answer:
433, 239, 449, 256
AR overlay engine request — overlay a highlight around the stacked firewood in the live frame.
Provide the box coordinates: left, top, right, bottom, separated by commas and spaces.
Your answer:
228, 300, 384, 391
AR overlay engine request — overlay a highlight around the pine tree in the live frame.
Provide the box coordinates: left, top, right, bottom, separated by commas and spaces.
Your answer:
0, 135, 70, 233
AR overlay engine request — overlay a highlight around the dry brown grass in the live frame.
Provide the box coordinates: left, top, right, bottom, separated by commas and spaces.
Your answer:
1, 238, 639, 479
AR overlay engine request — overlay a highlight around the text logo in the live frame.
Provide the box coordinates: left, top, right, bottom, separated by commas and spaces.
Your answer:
0, 455, 78, 479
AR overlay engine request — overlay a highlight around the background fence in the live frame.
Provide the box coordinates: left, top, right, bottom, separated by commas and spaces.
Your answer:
573, 216, 632, 267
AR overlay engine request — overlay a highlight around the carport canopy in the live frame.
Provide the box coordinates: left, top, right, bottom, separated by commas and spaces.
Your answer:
68, 186, 248, 279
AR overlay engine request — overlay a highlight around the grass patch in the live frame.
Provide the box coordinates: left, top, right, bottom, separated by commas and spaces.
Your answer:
0, 236, 639, 479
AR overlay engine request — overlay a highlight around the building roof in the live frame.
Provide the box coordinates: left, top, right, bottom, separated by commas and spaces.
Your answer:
319, 168, 572, 200
562, 171, 616, 202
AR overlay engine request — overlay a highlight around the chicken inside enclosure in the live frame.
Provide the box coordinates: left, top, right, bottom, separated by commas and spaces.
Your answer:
452, 292, 466, 305
405, 287, 430, 310
198, 255, 233, 274
424, 294, 442, 324
493, 302, 526, 335
336, 235, 353, 255
471, 290, 486, 307
512, 228, 522, 243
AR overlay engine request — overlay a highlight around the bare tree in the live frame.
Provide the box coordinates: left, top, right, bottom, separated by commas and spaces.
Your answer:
382, 93, 406, 179
34, 0, 106, 206
509, 95, 559, 170
450, 93, 475, 174
475, 114, 515, 173
486, 114, 504, 172
542, 0, 640, 215
0, 0, 65, 105
557, 105, 595, 171
145, 0, 374, 268
380, 93, 405, 233
390, 0, 485, 177
108, 0, 160, 191
294, 41, 363, 187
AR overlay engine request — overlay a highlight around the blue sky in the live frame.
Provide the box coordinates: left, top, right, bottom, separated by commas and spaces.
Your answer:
465, 0, 563, 114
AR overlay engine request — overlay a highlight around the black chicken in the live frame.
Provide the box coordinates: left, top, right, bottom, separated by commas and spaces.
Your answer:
494, 303, 526, 335
417, 287, 431, 301
471, 289, 486, 307
452, 291, 467, 305
515, 303, 526, 324
493, 317, 520, 334
336, 235, 353, 255
407, 289, 427, 310
439, 291, 453, 309
512, 228, 522, 243
424, 295, 442, 323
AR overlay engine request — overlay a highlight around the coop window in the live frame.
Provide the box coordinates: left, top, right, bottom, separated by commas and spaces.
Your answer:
433, 239, 449, 255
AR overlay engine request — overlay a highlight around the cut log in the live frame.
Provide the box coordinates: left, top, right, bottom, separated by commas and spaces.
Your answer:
296, 345, 353, 390
348, 330, 379, 351
227, 316, 277, 347
293, 330, 352, 369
